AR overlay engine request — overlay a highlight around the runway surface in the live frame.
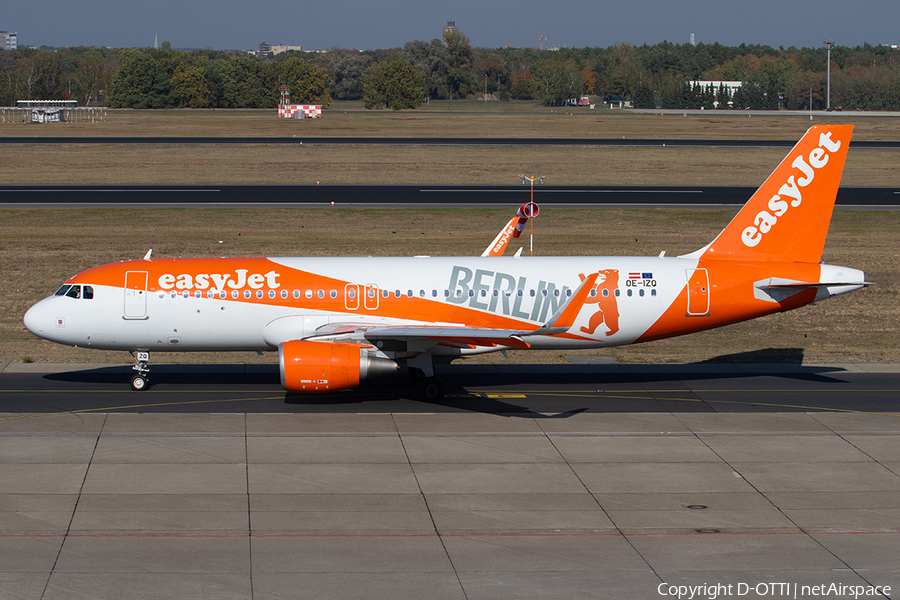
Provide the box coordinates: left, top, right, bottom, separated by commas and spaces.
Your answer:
2, 184, 898, 208
2, 136, 899, 149
1, 362, 899, 599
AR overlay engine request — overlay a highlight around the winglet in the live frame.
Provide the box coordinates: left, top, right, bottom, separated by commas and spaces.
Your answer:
142, 249, 153, 261
522, 272, 598, 336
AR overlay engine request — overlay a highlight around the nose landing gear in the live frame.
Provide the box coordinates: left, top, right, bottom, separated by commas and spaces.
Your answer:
130, 350, 150, 391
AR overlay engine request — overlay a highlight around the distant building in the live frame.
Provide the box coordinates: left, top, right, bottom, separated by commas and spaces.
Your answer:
605, 96, 633, 109
271, 44, 302, 55
1, 31, 18, 50
690, 80, 742, 95
443, 21, 458, 41
258, 41, 271, 58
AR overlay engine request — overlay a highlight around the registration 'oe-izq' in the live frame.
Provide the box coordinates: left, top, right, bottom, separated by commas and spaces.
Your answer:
24, 125, 870, 400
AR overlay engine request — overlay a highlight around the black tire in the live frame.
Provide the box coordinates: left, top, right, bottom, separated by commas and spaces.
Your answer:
418, 377, 445, 402
130, 374, 149, 391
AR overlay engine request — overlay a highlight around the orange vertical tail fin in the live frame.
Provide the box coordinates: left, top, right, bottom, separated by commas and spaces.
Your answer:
690, 124, 853, 263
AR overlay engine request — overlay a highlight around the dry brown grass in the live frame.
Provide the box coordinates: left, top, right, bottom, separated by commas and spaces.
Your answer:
2, 106, 898, 186
0, 145, 897, 187
2, 103, 900, 140
3, 207, 898, 366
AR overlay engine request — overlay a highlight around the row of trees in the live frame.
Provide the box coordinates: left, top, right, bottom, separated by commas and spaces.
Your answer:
2, 38, 899, 110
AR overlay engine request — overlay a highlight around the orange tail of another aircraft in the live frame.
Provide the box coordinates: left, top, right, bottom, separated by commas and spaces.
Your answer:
690, 124, 853, 263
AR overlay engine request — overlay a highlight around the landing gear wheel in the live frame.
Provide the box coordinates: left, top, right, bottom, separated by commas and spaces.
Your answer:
130, 351, 151, 391
130, 374, 149, 391
418, 377, 445, 402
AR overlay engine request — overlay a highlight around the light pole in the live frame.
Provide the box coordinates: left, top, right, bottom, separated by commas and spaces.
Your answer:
825, 40, 834, 111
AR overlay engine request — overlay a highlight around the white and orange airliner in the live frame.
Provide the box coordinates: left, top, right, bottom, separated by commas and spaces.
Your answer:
24, 125, 869, 399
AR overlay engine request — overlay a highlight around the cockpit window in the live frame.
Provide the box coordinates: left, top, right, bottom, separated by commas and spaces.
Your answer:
54, 284, 94, 299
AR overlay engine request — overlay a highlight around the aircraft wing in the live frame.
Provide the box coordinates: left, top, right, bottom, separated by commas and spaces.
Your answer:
363, 327, 532, 349
306, 272, 599, 350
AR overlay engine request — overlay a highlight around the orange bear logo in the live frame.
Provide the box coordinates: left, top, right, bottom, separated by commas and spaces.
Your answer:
578, 269, 620, 336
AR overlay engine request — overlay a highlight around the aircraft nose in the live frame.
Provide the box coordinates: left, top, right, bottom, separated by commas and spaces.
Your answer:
24, 299, 51, 337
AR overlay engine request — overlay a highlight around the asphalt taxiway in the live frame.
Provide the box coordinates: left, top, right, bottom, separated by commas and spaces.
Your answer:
1, 362, 899, 599
1, 184, 898, 208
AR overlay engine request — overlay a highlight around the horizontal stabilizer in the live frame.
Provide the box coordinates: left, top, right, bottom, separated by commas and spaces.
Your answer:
761, 281, 873, 289
754, 276, 871, 303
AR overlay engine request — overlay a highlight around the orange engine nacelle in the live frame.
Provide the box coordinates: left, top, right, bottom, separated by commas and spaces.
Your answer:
279, 340, 398, 393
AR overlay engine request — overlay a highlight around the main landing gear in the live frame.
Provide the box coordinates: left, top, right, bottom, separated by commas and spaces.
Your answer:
408, 366, 445, 402
418, 377, 445, 402
130, 350, 150, 391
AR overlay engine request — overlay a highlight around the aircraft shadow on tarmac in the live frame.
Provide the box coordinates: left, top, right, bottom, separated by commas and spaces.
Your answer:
39, 347, 856, 415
